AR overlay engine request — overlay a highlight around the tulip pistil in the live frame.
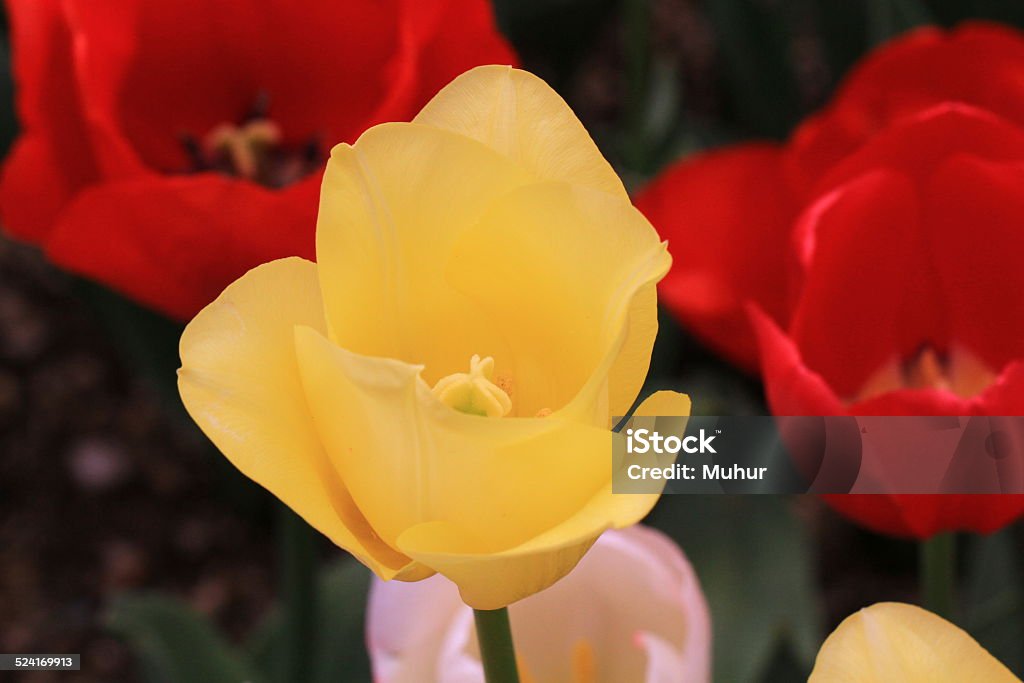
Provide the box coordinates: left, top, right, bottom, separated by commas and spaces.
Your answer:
432, 355, 512, 417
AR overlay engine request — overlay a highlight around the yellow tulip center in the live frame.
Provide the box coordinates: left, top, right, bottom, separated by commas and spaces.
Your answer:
431, 355, 512, 417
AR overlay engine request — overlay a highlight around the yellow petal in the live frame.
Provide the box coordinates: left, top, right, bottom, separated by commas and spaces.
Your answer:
316, 122, 533, 383
446, 181, 670, 419
393, 390, 690, 610
414, 65, 628, 200
177, 257, 416, 579
809, 602, 1020, 682
293, 326, 620, 554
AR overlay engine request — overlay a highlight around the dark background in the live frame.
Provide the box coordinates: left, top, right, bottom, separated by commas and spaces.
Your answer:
3, 1, 1024, 681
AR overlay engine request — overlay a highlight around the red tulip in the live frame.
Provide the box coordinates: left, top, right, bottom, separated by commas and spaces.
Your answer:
637, 24, 1024, 537
638, 22, 1024, 370
0, 0, 516, 319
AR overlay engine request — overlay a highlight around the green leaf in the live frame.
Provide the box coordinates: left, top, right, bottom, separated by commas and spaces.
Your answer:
646, 496, 822, 683
866, 0, 935, 46
965, 528, 1024, 676
247, 560, 373, 683
107, 594, 263, 683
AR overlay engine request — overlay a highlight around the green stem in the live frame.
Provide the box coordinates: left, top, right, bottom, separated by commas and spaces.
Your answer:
474, 608, 521, 683
920, 533, 956, 621
279, 505, 317, 683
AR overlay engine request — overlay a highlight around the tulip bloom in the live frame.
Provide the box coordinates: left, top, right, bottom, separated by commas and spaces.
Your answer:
367, 526, 711, 683
0, 0, 515, 320
638, 22, 1024, 371
178, 66, 689, 609
809, 603, 1019, 682
637, 24, 1024, 538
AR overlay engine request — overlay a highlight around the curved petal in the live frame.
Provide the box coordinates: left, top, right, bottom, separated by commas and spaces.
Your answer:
787, 23, 1024, 191
809, 602, 1019, 682
295, 327, 680, 563
0, 134, 85, 242
749, 306, 846, 416
925, 157, 1024, 370
316, 122, 534, 379
367, 574, 465, 683
979, 362, 1024, 415
446, 181, 670, 418
814, 104, 1024, 198
1, 0, 98, 240
177, 257, 415, 578
635, 144, 795, 370
507, 525, 709, 683
392, 392, 690, 609
45, 173, 319, 320
414, 66, 627, 199
789, 170, 938, 398
294, 325, 687, 607
368, 526, 709, 682
825, 494, 1024, 539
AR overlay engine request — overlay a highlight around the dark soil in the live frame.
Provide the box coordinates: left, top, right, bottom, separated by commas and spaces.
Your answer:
0, 236, 281, 682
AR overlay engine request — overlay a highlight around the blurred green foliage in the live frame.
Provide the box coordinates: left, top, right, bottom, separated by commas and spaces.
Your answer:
109, 561, 373, 683
648, 496, 822, 682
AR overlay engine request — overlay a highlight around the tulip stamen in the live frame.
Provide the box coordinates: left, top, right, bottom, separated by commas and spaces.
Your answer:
431, 355, 513, 417
205, 119, 283, 181
855, 345, 997, 401
180, 95, 325, 187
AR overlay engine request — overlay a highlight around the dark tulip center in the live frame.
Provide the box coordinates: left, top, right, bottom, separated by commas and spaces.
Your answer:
853, 344, 996, 402
180, 93, 325, 188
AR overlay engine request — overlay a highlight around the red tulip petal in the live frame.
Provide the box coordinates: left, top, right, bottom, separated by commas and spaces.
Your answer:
635, 144, 795, 370
0, 135, 79, 241
44, 174, 320, 320
748, 305, 846, 415
789, 170, 941, 397
402, 0, 518, 106
64, 0, 259, 174
251, 0, 407, 145
834, 23, 1024, 128
825, 494, 1024, 538
924, 157, 1024, 370
788, 23, 1024, 190
1, 0, 98, 239
976, 362, 1024, 415
847, 388, 968, 416
815, 104, 1024, 197
64, 0, 515, 176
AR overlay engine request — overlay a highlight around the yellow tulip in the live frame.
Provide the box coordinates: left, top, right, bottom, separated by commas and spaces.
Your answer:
809, 602, 1020, 682
177, 65, 689, 609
